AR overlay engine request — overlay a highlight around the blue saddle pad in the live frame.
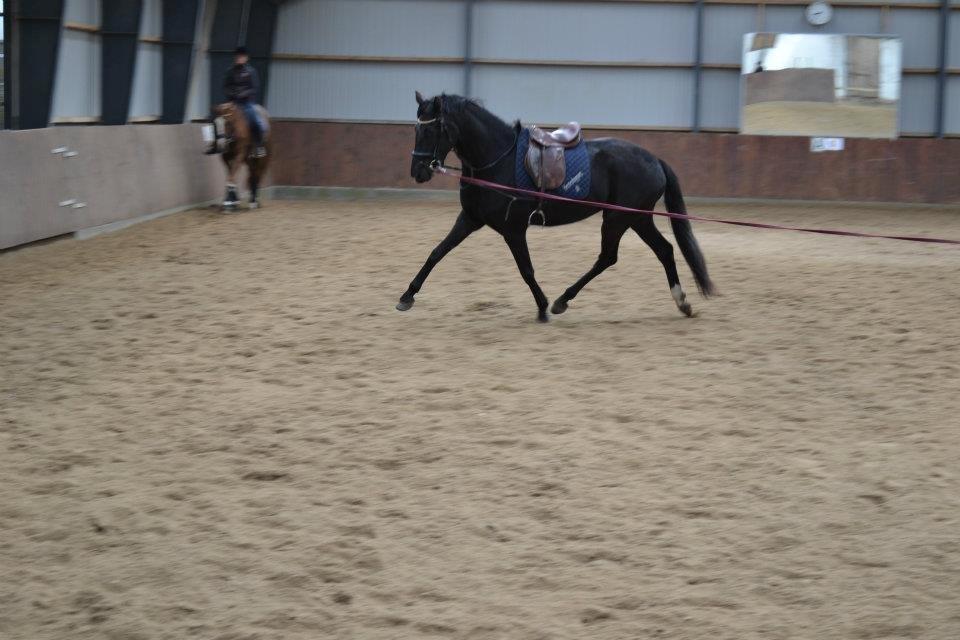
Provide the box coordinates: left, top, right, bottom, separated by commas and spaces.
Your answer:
515, 128, 591, 199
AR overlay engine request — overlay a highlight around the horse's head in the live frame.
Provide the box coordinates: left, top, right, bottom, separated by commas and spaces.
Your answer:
411, 91, 459, 183
205, 102, 247, 155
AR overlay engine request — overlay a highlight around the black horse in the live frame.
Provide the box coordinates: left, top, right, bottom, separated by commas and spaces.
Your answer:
398, 92, 716, 322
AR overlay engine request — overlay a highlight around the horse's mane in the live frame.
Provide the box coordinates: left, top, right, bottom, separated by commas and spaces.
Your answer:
439, 94, 517, 131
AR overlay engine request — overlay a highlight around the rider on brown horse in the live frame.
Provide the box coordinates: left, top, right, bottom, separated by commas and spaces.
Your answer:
206, 46, 271, 210
224, 46, 267, 158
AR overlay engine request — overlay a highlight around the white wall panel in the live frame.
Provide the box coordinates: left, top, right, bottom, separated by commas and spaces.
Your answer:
267, 61, 464, 120
187, 0, 217, 121
472, 67, 693, 128
899, 74, 936, 135
51, 29, 101, 121
948, 13, 960, 68
63, 0, 99, 25
700, 69, 740, 129
129, 0, 163, 120
703, 6, 757, 65
944, 77, 960, 135
473, 1, 696, 63
275, 0, 466, 57
129, 45, 162, 119
885, 10, 940, 68
140, 0, 162, 38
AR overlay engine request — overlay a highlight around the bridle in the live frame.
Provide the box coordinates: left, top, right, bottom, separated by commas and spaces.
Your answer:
411, 106, 517, 175
410, 115, 447, 170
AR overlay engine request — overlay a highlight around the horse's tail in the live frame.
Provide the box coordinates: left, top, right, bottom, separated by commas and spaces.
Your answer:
659, 158, 716, 297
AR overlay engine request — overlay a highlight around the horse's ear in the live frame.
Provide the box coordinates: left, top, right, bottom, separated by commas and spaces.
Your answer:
415, 90, 425, 105
432, 95, 442, 112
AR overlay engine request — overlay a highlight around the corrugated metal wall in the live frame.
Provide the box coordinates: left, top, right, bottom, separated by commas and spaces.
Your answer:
267, 0, 960, 136
35, 0, 960, 135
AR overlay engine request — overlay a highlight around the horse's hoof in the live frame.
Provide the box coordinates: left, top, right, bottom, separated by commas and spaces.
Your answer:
679, 303, 693, 317
248, 201, 260, 210
396, 299, 414, 312
550, 299, 568, 315
221, 202, 237, 212
537, 311, 549, 323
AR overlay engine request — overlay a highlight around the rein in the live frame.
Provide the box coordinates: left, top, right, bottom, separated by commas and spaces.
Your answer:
431, 165, 960, 247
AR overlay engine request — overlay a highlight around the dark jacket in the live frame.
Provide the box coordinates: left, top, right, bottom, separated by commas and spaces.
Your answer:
224, 63, 260, 103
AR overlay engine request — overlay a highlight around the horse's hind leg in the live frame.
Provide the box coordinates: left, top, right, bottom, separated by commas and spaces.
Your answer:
397, 210, 483, 311
551, 213, 629, 315
631, 217, 692, 317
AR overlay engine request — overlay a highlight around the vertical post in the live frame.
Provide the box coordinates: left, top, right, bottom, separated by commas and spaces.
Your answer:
934, 0, 949, 138
244, 0, 278, 106
463, 0, 474, 97
100, 0, 143, 125
3, 3, 12, 129
162, 0, 201, 123
692, 0, 704, 132
15, 0, 64, 129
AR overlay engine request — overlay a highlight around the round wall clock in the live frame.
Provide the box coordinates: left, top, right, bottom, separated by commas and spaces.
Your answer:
805, 1, 833, 26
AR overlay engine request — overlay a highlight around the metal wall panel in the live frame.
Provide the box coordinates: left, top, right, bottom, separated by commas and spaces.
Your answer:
472, 66, 694, 127
702, 6, 757, 64
900, 74, 937, 134
699, 69, 740, 129
63, 0, 98, 24
949, 12, 960, 68
187, 51, 211, 120
946, 77, 960, 134
267, 61, 464, 120
763, 7, 880, 35
186, 0, 217, 121
472, 1, 696, 63
885, 9, 940, 68
140, 0, 161, 37
129, 44, 162, 118
129, 0, 161, 119
51, 29, 100, 120
274, 0, 466, 57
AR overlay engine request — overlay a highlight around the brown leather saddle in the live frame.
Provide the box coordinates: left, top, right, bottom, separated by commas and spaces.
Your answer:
524, 122, 582, 191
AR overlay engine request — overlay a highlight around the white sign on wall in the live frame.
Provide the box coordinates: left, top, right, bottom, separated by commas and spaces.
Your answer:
810, 137, 845, 152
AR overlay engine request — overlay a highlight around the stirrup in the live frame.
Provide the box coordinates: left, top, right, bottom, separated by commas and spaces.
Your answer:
528, 206, 546, 227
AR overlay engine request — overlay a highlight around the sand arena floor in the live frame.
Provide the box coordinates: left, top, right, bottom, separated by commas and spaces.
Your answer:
2, 198, 960, 640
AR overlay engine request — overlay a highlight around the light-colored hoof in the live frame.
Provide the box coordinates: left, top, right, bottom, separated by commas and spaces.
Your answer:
248, 201, 260, 210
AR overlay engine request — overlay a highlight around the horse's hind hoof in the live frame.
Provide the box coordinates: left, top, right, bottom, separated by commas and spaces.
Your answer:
537, 311, 549, 323
550, 299, 568, 315
248, 201, 260, 210
679, 303, 693, 317
396, 299, 414, 312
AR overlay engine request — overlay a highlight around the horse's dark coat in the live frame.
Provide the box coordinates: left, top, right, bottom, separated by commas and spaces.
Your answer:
401, 93, 715, 322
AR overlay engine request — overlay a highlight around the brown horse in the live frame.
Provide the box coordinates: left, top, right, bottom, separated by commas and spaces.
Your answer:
207, 102, 272, 210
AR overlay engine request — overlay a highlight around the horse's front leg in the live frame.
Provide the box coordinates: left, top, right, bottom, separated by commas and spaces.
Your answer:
504, 232, 549, 323
397, 210, 483, 311
246, 159, 260, 209
223, 156, 240, 210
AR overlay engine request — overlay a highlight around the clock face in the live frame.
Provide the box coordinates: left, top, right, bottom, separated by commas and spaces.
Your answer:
805, 1, 833, 26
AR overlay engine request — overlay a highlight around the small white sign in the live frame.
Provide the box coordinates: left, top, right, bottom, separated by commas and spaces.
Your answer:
810, 137, 845, 152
